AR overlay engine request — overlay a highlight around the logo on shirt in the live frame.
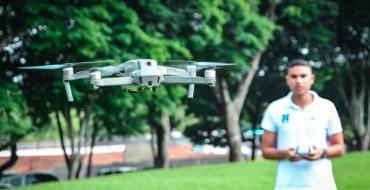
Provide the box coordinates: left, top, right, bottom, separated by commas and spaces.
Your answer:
282, 114, 289, 123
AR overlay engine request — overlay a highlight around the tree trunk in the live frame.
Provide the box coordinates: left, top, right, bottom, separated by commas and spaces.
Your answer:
251, 121, 257, 161
55, 110, 72, 176
57, 105, 95, 179
86, 124, 97, 177
154, 112, 171, 168
0, 144, 18, 175
361, 91, 370, 150
215, 52, 262, 162
246, 97, 262, 161
75, 107, 94, 178
362, 128, 370, 150
334, 60, 370, 151
72, 110, 87, 179
347, 88, 369, 151
150, 126, 158, 167
224, 104, 244, 161
62, 105, 76, 179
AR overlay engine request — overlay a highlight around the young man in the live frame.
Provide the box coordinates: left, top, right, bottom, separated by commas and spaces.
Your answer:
260, 59, 345, 190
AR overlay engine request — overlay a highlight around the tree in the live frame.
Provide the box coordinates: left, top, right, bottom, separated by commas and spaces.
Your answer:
9, 0, 193, 172
186, 0, 276, 161
125, 0, 196, 168
0, 81, 32, 175
0, 0, 34, 175
126, 0, 275, 162
330, 0, 370, 150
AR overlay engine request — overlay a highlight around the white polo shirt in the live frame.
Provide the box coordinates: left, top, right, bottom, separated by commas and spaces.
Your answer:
261, 91, 342, 190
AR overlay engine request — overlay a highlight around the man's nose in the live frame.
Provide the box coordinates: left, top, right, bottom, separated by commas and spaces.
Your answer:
296, 77, 303, 83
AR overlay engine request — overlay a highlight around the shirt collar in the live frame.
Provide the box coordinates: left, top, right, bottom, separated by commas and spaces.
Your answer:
286, 91, 318, 110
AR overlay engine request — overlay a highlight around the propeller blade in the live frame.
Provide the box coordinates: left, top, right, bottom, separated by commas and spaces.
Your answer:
18, 60, 114, 70
18, 64, 67, 70
165, 60, 195, 65
192, 62, 235, 70
66, 59, 114, 67
166, 60, 235, 70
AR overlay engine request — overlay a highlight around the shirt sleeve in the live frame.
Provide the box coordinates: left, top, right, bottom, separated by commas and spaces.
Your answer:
261, 105, 277, 132
327, 102, 342, 136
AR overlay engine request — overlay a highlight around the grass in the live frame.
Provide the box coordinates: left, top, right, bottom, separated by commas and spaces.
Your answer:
15, 152, 370, 190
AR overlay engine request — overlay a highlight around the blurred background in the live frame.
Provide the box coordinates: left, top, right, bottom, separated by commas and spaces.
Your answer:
0, 0, 369, 188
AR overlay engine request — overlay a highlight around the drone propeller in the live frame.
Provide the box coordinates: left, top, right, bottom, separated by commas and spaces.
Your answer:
191, 62, 235, 70
166, 60, 235, 71
18, 60, 114, 70
18, 60, 115, 102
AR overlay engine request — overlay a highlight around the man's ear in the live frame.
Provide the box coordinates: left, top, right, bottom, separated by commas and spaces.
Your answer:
311, 74, 315, 84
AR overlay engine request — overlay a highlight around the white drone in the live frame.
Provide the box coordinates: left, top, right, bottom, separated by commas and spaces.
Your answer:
19, 59, 234, 102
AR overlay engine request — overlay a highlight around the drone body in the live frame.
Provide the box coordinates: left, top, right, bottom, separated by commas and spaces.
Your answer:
19, 59, 234, 102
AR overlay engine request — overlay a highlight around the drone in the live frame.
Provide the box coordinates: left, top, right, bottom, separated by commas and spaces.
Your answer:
19, 59, 234, 102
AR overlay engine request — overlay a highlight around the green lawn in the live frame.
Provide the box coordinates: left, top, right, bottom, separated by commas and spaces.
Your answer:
16, 152, 370, 190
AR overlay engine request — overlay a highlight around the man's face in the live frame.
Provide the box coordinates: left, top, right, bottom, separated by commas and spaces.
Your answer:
285, 65, 315, 96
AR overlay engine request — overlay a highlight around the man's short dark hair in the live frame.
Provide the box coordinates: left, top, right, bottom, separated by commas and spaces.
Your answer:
288, 59, 311, 69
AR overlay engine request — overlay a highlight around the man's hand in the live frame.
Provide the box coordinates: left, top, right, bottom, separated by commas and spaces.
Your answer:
286, 148, 301, 162
303, 147, 325, 160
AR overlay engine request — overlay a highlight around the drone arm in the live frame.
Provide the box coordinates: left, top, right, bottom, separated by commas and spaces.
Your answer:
67, 70, 90, 80
162, 76, 214, 85
162, 69, 216, 98
159, 66, 189, 76
90, 76, 134, 89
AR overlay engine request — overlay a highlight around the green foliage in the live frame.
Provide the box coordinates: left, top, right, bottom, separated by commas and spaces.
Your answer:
14, 152, 370, 190
187, 0, 276, 63
0, 81, 32, 148
2, 0, 361, 152
172, 105, 201, 132
276, 0, 338, 60
249, 0, 339, 108
179, 0, 276, 145
14, 0, 194, 138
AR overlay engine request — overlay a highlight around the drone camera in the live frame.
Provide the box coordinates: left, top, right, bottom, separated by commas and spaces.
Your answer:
138, 76, 161, 87
135, 59, 162, 87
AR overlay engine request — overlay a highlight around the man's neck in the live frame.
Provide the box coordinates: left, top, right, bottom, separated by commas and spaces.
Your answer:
291, 92, 313, 109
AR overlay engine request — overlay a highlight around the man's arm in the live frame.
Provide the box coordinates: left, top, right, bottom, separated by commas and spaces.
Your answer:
261, 130, 301, 161
326, 132, 346, 157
